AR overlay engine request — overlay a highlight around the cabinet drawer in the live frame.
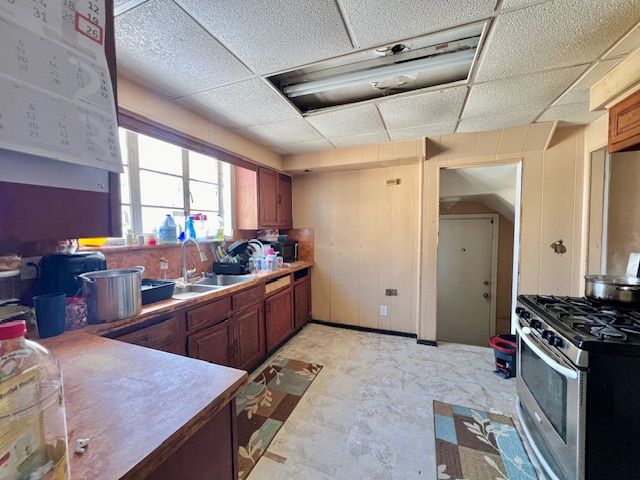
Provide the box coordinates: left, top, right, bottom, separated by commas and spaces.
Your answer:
232, 285, 263, 311
186, 297, 232, 333
115, 313, 179, 349
265, 275, 291, 296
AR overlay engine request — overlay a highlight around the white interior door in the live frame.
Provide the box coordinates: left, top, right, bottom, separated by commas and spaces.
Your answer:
437, 216, 496, 346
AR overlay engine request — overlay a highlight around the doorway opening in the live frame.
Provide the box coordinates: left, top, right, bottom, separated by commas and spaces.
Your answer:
436, 163, 521, 347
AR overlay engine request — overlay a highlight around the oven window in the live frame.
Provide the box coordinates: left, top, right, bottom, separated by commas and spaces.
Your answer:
521, 341, 568, 441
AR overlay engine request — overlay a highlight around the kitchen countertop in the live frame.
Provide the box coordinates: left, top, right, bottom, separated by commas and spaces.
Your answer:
34, 261, 312, 479
41, 330, 247, 479
84, 260, 314, 337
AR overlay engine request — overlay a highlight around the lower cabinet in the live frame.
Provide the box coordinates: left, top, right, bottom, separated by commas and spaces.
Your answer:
146, 402, 237, 480
294, 280, 311, 330
265, 288, 293, 352
112, 312, 184, 356
232, 304, 265, 371
187, 319, 233, 367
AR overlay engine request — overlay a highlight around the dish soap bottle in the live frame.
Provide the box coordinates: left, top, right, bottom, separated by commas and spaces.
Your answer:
0, 321, 70, 479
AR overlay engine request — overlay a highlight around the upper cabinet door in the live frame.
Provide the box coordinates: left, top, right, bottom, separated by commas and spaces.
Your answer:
258, 168, 279, 227
277, 174, 292, 228
609, 89, 640, 153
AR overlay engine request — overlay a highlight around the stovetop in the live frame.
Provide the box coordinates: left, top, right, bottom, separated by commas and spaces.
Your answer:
518, 294, 640, 354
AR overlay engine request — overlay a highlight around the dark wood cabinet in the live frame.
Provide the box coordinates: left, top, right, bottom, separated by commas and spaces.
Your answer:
259, 168, 279, 227
277, 173, 293, 228
187, 319, 233, 367
609, 89, 640, 153
232, 304, 265, 371
113, 313, 184, 355
265, 288, 294, 352
294, 280, 311, 330
235, 166, 293, 229
147, 403, 237, 480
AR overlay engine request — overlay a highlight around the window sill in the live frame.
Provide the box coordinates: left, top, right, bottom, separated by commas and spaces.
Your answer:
79, 239, 222, 254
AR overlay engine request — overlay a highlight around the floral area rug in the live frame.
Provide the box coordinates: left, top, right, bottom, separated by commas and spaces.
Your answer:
433, 400, 537, 480
235, 357, 323, 479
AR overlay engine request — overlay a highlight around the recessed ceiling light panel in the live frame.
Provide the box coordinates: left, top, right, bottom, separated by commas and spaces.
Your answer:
267, 22, 486, 114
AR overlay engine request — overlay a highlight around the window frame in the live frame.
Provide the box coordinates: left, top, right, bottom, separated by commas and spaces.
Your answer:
121, 129, 230, 236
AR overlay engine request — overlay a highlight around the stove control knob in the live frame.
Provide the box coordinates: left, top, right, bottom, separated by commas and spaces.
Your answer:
549, 336, 564, 348
529, 319, 542, 329
542, 330, 553, 341
516, 307, 530, 319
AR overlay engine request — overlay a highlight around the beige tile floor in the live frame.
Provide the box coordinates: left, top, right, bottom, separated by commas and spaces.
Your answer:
247, 323, 543, 480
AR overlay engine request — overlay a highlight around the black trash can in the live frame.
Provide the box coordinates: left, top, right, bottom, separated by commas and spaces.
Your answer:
490, 334, 517, 379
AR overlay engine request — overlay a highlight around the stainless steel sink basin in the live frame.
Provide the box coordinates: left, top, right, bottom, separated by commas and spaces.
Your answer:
195, 274, 256, 287
172, 283, 224, 300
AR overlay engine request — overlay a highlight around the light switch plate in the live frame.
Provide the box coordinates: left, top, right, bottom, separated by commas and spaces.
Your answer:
380, 305, 388, 316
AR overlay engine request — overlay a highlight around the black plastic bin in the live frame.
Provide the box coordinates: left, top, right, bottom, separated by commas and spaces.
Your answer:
490, 334, 517, 379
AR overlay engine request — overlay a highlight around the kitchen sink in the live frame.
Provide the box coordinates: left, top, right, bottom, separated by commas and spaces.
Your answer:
195, 274, 256, 287
172, 283, 224, 300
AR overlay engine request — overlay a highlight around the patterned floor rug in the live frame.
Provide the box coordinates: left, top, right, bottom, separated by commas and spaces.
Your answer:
433, 400, 538, 480
235, 357, 323, 480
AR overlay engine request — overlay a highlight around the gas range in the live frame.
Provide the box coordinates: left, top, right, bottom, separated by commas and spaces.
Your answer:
515, 294, 640, 480
517, 294, 640, 357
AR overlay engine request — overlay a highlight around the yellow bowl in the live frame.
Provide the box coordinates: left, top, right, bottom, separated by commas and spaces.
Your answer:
78, 237, 108, 247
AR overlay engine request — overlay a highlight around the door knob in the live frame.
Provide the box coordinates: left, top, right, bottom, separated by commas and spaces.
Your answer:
483, 293, 490, 299
483, 281, 489, 286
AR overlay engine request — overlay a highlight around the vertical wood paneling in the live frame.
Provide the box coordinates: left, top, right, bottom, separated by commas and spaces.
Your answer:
312, 175, 332, 321
358, 168, 381, 329
518, 151, 544, 293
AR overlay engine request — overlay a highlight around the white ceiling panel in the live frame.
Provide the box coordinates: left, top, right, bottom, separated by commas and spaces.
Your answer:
329, 132, 389, 148
554, 59, 622, 106
378, 87, 468, 131
339, 0, 496, 48
458, 110, 540, 133
115, 0, 252, 97
173, 0, 353, 74
388, 122, 457, 141
306, 104, 386, 138
604, 22, 640, 59
239, 118, 324, 146
463, 65, 587, 119
476, 0, 640, 82
278, 140, 335, 154
176, 78, 299, 128
538, 103, 606, 125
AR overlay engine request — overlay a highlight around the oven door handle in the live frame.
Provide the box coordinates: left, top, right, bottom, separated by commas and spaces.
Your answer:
516, 324, 578, 380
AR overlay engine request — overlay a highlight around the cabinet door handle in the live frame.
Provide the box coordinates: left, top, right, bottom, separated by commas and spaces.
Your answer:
278, 194, 282, 204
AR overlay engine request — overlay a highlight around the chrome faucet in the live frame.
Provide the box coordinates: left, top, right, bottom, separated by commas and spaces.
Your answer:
181, 238, 208, 281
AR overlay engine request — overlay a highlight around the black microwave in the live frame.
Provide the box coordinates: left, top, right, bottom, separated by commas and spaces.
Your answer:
270, 240, 298, 263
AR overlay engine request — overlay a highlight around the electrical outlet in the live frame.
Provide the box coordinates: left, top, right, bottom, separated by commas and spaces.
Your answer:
20, 256, 41, 280
380, 305, 388, 316
385, 289, 397, 296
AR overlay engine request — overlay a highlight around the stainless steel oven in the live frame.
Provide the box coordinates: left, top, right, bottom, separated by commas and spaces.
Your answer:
516, 313, 587, 480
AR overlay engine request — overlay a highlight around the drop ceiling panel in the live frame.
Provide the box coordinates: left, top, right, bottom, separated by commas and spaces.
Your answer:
476, 0, 640, 82
500, 0, 550, 10
329, 132, 389, 148
538, 103, 606, 125
463, 66, 586, 119
338, 0, 496, 48
176, 78, 299, 128
115, 0, 252, 97
306, 104, 386, 138
458, 110, 540, 133
173, 0, 353, 74
554, 59, 621, 106
378, 87, 467, 131
388, 122, 457, 141
604, 22, 640, 59
239, 118, 324, 146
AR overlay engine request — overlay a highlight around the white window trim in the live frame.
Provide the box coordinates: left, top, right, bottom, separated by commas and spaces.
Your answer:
122, 129, 228, 236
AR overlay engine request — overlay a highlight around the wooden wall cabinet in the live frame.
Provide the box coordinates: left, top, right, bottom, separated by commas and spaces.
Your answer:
609, 89, 640, 153
265, 288, 294, 352
235, 167, 293, 230
294, 279, 311, 330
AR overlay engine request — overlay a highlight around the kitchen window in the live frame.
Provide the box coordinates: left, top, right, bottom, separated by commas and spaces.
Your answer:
118, 128, 232, 237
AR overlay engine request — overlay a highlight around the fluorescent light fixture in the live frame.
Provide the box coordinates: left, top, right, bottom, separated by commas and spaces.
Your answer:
283, 49, 476, 99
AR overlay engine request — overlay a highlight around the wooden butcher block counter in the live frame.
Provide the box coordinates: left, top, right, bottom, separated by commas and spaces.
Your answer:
41, 331, 247, 479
